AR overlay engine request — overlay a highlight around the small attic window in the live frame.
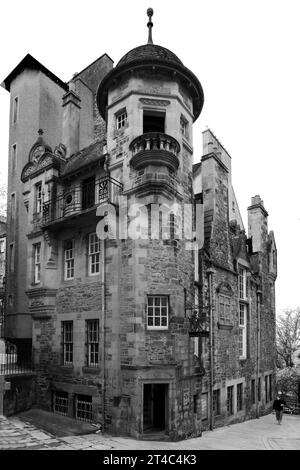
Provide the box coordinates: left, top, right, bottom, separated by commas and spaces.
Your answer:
180, 115, 189, 139
232, 201, 235, 212
116, 109, 127, 130
143, 109, 165, 133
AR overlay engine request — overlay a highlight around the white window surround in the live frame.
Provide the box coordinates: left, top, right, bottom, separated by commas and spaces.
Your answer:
116, 109, 127, 130
147, 295, 169, 330
88, 233, 100, 276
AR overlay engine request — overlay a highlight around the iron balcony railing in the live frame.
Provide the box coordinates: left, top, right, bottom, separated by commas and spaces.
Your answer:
42, 176, 123, 226
0, 353, 33, 375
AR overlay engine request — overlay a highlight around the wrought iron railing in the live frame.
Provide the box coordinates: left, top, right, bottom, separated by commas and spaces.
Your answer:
0, 353, 33, 375
42, 176, 123, 226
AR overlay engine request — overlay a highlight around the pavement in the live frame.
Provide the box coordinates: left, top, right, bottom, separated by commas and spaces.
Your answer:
0, 412, 300, 450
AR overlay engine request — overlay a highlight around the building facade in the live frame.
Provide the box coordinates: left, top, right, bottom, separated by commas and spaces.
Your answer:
1, 10, 277, 439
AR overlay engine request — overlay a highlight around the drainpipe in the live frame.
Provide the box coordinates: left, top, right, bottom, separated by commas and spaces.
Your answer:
207, 267, 214, 430
256, 287, 262, 419
101, 238, 106, 429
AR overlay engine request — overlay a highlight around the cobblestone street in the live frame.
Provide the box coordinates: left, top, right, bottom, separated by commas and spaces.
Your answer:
0, 413, 300, 450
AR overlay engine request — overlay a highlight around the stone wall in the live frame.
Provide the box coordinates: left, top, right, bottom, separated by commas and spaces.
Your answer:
3, 374, 36, 416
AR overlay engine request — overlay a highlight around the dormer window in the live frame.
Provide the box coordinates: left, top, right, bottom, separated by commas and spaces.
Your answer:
143, 109, 165, 133
116, 109, 128, 130
180, 115, 189, 139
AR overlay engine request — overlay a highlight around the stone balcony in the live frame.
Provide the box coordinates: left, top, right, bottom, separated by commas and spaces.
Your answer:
129, 132, 180, 172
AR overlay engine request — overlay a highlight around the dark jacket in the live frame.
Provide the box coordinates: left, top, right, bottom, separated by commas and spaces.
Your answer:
273, 398, 286, 411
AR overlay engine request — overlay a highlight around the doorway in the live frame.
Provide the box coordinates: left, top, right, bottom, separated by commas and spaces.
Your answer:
143, 383, 168, 432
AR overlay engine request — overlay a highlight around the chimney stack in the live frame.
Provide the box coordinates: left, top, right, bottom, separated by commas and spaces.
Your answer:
62, 81, 81, 159
247, 195, 268, 253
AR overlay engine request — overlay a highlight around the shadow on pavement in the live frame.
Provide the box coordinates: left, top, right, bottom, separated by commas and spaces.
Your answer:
15, 408, 101, 437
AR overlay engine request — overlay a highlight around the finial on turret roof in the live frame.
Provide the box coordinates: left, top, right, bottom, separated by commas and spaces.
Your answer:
147, 8, 154, 44
38, 129, 44, 136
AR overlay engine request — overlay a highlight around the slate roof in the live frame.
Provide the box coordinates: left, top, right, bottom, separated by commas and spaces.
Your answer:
61, 141, 105, 178
117, 44, 183, 68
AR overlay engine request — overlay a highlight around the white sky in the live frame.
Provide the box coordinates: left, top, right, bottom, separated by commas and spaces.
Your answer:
0, 0, 299, 314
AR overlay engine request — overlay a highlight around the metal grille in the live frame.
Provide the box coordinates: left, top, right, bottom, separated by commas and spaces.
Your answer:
75, 395, 93, 422
53, 391, 68, 416
86, 319, 99, 367
82, 177, 95, 210
62, 321, 73, 366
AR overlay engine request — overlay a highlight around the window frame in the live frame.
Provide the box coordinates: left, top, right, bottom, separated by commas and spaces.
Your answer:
33, 243, 41, 284
116, 108, 128, 130
219, 294, 231, 324
35, 182, 42, 214
212, 389, 221, 416
251, 379, 256, 405
88, 233, 100, 276
227, 385, 234, 415
238, 266, 248, 300
86, 319, 99, 368
180, 114, 189, 139
62, 321, 73, 366
201, 392, 209, 421
146, 295, 169, 330
64, 239, 75, 281
237, 383, 243, 411
238, 303, 247, 359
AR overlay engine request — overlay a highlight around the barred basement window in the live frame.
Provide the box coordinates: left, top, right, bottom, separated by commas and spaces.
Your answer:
213, 389, 221, 416
227, 385, 234, 415
64, 239, 74, 280
75, 394, 92, 422
62, 321, 73, 366
53, 391, 68, 416
147, 295, 168, 330
88, 233, 100, 275
86, 319, 99, 367
237, 383, 243, 411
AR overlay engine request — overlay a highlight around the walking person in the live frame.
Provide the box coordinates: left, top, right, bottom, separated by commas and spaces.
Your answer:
272, 394, 286, 424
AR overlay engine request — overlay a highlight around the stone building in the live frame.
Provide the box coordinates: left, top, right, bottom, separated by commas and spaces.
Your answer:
1, 9, 277, 439
0, 216, 7, 337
